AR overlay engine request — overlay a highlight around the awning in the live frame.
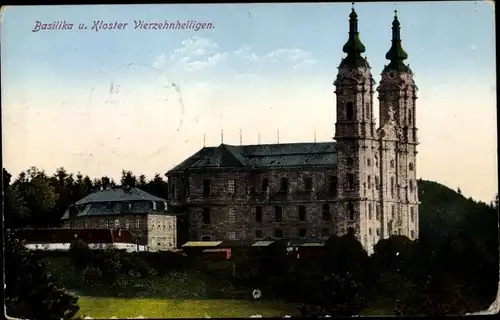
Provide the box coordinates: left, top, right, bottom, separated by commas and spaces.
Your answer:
252, 241, 275, 247
181, 241, 223, 248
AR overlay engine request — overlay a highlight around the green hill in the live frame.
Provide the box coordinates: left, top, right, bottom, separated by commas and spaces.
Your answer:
418, 179, 498, 254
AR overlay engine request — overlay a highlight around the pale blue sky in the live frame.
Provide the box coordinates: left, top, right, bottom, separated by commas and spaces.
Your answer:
1, 2, 497, 202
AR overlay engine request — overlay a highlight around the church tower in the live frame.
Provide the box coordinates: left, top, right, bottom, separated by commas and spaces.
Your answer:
376, 10, 419, 241
333, 7, 379, 253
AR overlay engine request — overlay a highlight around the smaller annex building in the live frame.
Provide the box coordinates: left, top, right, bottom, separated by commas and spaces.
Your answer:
61, 186, 177, 252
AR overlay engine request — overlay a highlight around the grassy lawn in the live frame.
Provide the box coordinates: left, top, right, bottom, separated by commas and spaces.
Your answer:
76, 296, 298, 318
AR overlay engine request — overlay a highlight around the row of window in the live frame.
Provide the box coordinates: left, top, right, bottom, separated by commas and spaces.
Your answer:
200, 175, 415, 198
202, 176, 317, 197
346, 156, 414, 171
69, 219, 141, 229
201, 227, 332, 241
202, 204, 333, 224
151, 236, 174, 247
201, 204, 416, 224
342, 101, 414, 126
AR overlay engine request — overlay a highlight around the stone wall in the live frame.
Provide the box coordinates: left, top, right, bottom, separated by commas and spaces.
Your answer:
147, 214, 177, 251
168, 167, 347, 242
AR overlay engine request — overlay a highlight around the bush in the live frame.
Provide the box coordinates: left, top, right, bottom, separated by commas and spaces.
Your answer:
82, 264, 102, 284
5, 238, 80, 319
93, 248, 122, 282
69, 239, 93, 268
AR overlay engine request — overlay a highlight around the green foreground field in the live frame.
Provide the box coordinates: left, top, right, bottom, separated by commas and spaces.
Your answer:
77, 296, 298, 318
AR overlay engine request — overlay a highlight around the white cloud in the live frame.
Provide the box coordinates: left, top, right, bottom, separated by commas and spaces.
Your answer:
153, 37, 227, 73
153, 39, 320, 74
232, 46, 320, 69
180, 52, 229, 72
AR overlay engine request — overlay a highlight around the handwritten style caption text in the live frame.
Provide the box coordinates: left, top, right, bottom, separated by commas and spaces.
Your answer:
32, 20, 215, 32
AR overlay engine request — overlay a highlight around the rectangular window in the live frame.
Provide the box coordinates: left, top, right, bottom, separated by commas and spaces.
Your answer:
298, 228, 307, 238
274, 206, 283, 222
227, 231, 236, 240
228, 180, 236, 195
321, 228, 330, 238
261, 178, 269, 192
348, 203, 355, 220
329, 176, 338, 196
391, 177, 395, 197
255, 230, 263, 239
75, 221, 80, 228
228, 207, 236, 223
84, 221, 88, 228
298, 205, 306, 221
346, 101, 354, 120
184, 178, 190, 197
203, 179, 211, 197
280, 178, 288, 192
255, 206, 262, 223
322, 204, 331, 221
304, 177, 313, 191
347, 174, 355, 190
135, 219, 140, 229
114, 219, 120, 228
274, 229, 283, 239
125, 219, 129, 229
104, 221, 109, 229
203, 208, 211, 224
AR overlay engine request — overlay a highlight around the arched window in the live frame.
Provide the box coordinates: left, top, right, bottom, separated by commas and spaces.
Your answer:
367, 158, 371, 166
367, 175, 372, 189
409, 163, 414, 171
410, 207, 415, 222
369, 228, 372, 236
410, 230, 415, 238
409, 180, 414, 193
390, 159, 395, 168
408, 109, 413, 126
201, 235, 211, 241
391, 205, 396, 219
346, 102, 354, 120
368, 204, 372, 220
347, 227, 355, 235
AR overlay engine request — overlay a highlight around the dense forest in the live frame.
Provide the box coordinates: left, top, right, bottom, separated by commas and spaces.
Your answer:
3, 166, 499, 318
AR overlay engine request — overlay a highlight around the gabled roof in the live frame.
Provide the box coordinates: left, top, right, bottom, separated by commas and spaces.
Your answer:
167, 142, 337, 173
74, 187, 166, 205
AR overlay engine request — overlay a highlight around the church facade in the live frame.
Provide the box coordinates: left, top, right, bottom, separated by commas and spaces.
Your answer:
166, 9, 419, 255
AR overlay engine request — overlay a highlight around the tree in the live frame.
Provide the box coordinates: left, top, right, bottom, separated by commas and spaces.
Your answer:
3, 168, 30, 229
5, 236, 79, 319
14, 167, 59, 227
457, 187, 462, 195
144, 174, 169, 198
121, 170, 137, 187
138, 174, 147, 188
